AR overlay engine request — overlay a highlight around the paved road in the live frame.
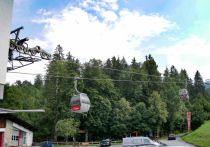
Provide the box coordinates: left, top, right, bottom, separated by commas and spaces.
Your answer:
159, 136, 196, 147
85, 136, 196, 147
87, 145, 122, 147
85, 144, 122, 147
109, 145, 121, 147
86, 141, 196, 147
86, 145, 121, 147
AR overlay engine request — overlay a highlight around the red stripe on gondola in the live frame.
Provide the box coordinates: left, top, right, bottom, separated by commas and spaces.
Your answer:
71, 105, 81, 111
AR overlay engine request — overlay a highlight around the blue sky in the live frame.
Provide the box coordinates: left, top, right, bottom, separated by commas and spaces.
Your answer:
7, 0, 210, 83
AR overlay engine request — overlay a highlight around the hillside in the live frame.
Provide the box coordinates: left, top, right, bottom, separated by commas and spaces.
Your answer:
182, 121, 210, 147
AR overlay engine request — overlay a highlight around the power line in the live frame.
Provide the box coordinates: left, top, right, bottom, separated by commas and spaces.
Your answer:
95, 66, 162, 78
7, 71, 208, 86
51, 59, 182, 81
7, 71, 186, 84
59, 59, 208, 84
7, 58, 207, 84
7, 71, 73, 79
80, 62, 210, 83
7, 56, 191, 82
81, 77, 186, 84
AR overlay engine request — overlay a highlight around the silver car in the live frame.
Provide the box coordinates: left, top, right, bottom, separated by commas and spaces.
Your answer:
122, 136, 160, 147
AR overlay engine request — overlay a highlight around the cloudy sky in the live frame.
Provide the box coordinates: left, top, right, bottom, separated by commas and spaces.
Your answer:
6, 0, 210, 83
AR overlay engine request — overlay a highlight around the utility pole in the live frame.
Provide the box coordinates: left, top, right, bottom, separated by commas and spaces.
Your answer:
54, 75, 59, 141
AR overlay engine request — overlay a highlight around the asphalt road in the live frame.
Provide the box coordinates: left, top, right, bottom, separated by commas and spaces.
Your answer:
86, 145, 121, 147
159, 136, 196, 147
86, 141, 196, 147
109, 145, 122, 147
85, 136, 196, 147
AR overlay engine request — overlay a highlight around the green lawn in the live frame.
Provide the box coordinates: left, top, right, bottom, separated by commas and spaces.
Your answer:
182, 121, 210, 147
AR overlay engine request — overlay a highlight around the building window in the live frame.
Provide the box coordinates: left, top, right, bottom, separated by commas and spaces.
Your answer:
12, 127, 27, 145
12, 135, 18, 141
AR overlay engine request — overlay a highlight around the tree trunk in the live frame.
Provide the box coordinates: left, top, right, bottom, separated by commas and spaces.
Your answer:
156, 125, 160, 138
85, 130, 88, 142
65, 136, 68, 145
54, 134, 57, 142
73, 136, 76, 147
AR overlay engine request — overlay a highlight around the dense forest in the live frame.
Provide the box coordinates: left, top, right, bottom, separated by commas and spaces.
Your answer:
1, 45, 210, 142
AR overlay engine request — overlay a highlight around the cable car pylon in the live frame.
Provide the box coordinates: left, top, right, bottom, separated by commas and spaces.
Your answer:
70, 77, 90, 113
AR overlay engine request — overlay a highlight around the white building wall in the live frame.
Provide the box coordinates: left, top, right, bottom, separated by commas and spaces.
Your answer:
26, 131, 33, 146
13, 123, 33, 146
0, 129, 5, 132
0, 0, 14, 99
3, 120, 34, 147
4, 120, 13, 147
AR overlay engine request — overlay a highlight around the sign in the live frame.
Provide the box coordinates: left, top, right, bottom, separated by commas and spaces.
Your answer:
187, 112, 192, 132
71, 105, 81, 111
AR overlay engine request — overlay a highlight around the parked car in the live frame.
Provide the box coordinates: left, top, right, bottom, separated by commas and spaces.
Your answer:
41, 141, 54, 147
122, 136, 160, 147
99, 139, 111, 146
168, 134, 176, 140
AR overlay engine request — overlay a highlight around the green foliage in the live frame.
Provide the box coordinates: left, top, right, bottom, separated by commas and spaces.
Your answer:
190, 97, 210, 129
34, 74, 43, 89
148, 91, 168, 136
1, 50, 210, 141
161, 81, 181, 132
110, 98, 132, 136
55, 118, 79, 141
141, 55, 161, 102
194, 71, 205, 96
53, 45, 65, 61
129, 102, 150, 134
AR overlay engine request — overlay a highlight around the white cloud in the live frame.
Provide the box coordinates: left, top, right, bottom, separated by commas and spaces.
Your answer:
101, 10, 118, 22
37, 9, 54, 16
7, 0, 174, 83
155, 35, 210, 80
6, 60, 49, 84
80, 0, 119, 11
33, 1, 173, 62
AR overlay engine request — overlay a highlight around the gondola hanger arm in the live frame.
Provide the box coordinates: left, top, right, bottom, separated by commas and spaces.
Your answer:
74, 77, 81, 94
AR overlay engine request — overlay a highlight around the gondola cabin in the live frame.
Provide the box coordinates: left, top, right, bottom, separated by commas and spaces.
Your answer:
179, 89, 189, 101
70, 93, 90, 113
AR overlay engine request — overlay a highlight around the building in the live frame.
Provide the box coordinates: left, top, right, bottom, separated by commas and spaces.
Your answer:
0, 114, 35, 147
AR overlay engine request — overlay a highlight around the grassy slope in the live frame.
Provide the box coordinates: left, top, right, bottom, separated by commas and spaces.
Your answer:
182, 121, 210, 147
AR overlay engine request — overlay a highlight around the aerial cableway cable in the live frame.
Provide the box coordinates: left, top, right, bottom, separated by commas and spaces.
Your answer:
7, 71, 192, 84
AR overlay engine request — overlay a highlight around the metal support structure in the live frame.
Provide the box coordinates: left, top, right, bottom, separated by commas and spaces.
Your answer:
185, 79, 188, 89
74, 77, 81, 94
7, 26, 51, 71
0, 108, 45, 114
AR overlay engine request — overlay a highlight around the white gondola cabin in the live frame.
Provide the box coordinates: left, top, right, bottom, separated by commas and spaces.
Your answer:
179, 89, 189, 101
70, 93, 90, 113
